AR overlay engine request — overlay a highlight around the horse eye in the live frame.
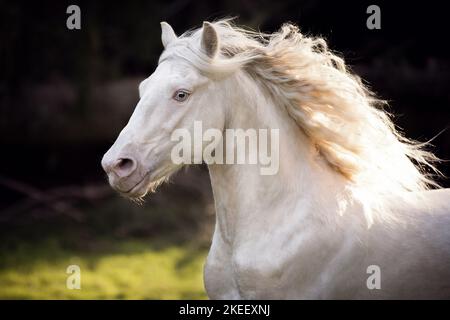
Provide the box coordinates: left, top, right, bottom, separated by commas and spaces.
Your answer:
173, 89, 190, 102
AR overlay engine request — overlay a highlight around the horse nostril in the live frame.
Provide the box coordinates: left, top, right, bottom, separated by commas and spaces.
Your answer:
117, 158, 133, 170
113, 158, 136, 177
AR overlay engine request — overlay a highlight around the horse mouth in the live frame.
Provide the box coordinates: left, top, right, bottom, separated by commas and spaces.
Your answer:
117, 164, 175, 199
118, 172, 151, 198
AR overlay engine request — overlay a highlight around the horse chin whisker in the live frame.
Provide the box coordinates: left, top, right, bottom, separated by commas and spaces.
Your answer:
147, 176, 167, 193
130, 197, 145, 205
145, 164, 182, 192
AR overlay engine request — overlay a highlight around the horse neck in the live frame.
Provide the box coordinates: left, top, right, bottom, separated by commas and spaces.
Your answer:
207, 71, 348, 243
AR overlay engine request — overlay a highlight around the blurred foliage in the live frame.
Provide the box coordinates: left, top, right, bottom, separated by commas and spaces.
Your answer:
0, 167, 213, 299
0, 239, 207, 299
0, 169, 213, 246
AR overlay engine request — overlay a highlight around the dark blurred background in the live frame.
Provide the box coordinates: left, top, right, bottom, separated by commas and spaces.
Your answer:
0, 0, 449, 299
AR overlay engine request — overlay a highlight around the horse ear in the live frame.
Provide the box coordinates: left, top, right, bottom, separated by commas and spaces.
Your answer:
160, 21, 177, 48
201, 22, 219, 58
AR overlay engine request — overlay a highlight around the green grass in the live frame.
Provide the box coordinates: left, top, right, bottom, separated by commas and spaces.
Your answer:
0, 239, 208, 299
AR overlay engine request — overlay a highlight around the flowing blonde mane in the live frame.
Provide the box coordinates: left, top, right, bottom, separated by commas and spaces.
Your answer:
161, 19, 442, 224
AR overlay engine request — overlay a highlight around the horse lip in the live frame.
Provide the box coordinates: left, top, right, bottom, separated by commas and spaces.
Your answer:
115, 162, 173, 197
118, 172, 150, 195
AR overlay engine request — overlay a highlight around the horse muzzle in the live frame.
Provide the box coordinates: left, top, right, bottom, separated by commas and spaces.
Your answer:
101, 150, 150, 198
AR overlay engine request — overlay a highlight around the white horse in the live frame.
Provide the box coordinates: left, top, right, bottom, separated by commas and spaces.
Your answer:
102, 20, 450, 299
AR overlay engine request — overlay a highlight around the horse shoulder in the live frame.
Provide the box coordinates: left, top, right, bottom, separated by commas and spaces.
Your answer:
363, 188, 450, 298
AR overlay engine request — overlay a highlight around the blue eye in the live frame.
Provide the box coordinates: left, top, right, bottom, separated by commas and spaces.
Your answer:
173, 89, 191, 102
